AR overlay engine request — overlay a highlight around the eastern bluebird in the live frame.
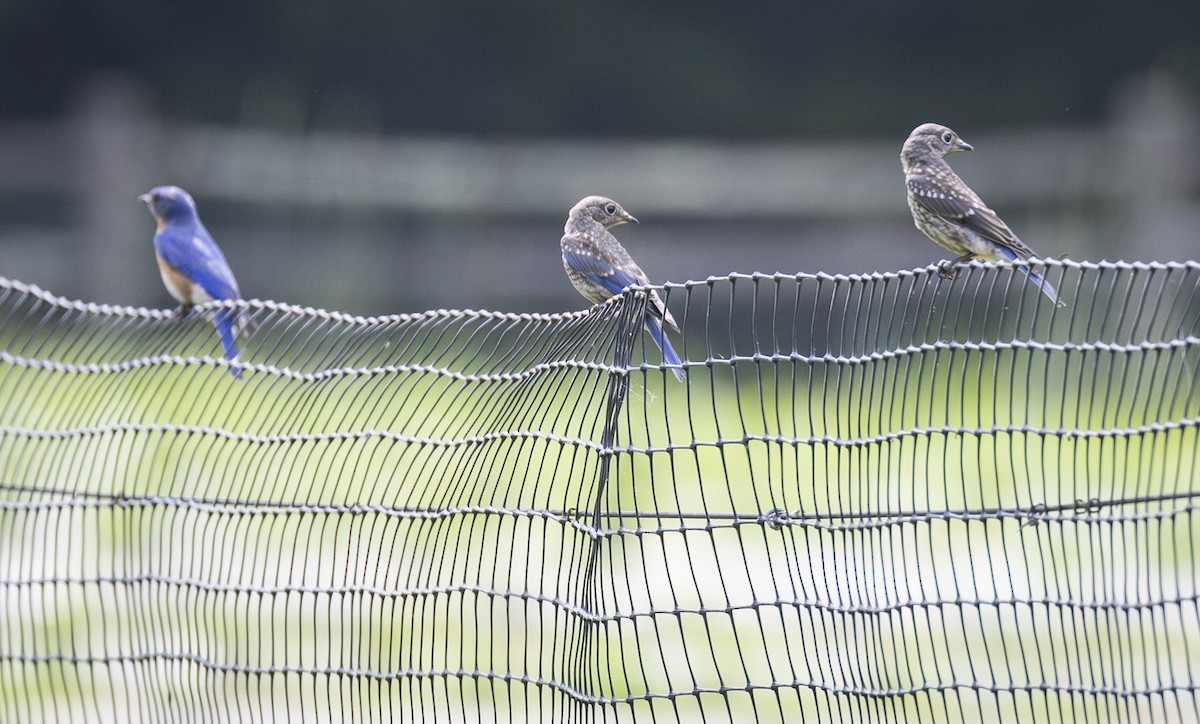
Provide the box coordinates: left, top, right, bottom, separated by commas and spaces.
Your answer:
139, 185, 247, 378
902, 123, 1064, 307
560, 196, 685, 381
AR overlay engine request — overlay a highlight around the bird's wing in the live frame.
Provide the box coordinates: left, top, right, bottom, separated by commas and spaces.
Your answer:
154, 223, 241, 301
565, 247, 678, 329
562, 247, 648, 298
907, 175, 1039, 258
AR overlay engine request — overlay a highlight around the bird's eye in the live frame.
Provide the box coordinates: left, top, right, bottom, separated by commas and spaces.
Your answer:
604, 203, 617, 215
941, 131, 954, 144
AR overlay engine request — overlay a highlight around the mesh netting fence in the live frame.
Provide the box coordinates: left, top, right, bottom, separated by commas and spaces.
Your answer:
1, 261, 1198, 722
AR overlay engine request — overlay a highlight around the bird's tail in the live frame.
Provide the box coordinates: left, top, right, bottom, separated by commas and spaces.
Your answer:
213, 307, 243, 379
644, 316, 685, 382
998, 248, 1065, 308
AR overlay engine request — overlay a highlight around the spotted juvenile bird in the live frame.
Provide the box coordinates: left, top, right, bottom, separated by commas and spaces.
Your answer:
560, 196, 685, 380
140, 185, 247, 378
902, 123, 1064, 306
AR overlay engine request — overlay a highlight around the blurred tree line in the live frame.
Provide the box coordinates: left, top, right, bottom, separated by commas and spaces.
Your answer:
1, 1, 1196, 137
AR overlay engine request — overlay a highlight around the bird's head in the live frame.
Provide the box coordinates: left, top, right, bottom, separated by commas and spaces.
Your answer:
138, 185, 199, 224
570, 195, 638, 229
902, 123, 973, 166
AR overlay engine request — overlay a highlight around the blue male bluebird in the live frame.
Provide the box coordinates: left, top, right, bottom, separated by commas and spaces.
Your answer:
560, 196, 685, 380
902, 123, 1064, 306
139, 185, 247, 377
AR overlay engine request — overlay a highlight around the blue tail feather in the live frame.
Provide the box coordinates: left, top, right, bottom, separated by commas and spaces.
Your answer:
1017, 263, 1064, 307
996, 248, 1065, 307
213, 308, 243, 379
644, 316, 685, 381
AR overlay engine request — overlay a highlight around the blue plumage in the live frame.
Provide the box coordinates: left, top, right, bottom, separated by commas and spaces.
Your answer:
141, 185, 246, 378
643, 315, 683, 371
153, 221, 240, 304
560, 196, 685, 381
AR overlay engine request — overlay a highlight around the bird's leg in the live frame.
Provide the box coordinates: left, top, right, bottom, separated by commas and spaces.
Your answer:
938, 254, 976, 279
175, 304, 193, 319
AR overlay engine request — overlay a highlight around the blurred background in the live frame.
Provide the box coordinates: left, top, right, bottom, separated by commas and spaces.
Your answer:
0, 1, 1197, 316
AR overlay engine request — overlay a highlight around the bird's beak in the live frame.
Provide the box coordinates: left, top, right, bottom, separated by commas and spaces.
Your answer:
623, 212, 639, 225
956, 139, 974, 152
138, 193, 152, 204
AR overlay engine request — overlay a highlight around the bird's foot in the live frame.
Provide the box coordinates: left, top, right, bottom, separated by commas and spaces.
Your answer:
937, 261, 960, 280
174, 305, 193, 319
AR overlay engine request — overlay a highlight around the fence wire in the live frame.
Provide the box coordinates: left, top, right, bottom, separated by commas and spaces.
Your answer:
0, 260, 1198, 723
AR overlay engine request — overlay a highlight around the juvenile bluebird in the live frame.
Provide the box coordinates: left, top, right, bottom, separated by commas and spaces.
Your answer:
902, 123, 1064, 306
139, 185, 247, 378
560, 196, 685, 381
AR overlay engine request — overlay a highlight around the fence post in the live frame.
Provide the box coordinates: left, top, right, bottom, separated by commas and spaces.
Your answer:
70, 74, 158, 303
1104, 71, 1200, 261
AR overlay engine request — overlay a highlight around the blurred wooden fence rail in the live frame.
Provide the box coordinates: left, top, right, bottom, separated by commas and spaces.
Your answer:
0, 71, 1197, 311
